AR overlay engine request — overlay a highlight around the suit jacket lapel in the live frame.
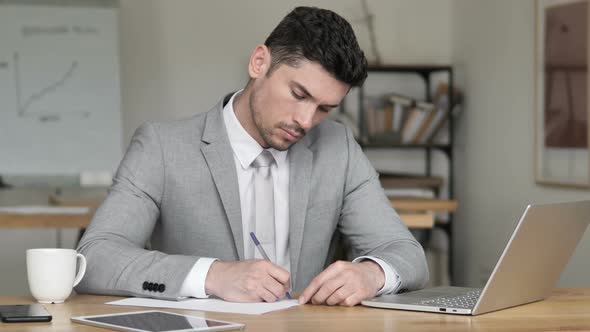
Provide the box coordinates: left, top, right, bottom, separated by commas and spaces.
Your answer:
201, 97, 244, 260
288, 140, 312, 288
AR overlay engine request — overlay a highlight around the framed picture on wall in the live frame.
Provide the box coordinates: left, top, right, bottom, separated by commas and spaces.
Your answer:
535, 0, 590, 188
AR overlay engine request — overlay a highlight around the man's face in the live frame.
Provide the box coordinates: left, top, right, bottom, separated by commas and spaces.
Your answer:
248, 59, 350, 151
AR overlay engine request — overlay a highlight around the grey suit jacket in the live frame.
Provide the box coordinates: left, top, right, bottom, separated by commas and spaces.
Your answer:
75, 94, 428, 299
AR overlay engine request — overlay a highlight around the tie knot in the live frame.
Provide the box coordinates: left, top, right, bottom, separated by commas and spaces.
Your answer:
251, 150, 275, 168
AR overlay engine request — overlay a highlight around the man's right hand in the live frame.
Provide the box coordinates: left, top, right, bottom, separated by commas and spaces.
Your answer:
204, 260, 291, 302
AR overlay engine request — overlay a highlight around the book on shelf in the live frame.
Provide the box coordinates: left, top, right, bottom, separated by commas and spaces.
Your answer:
401, 101, 436, 144
416, 106, 447, 144
364, 97, 377, 138
362, 83, 463, 146
389, 94, 415, 107
364, 96, 388, 143
417, 83, 464, 144
388, 94, 414, 134
413, 101, 438, 142
392, 102, 404, 132
383, 102, 393, 132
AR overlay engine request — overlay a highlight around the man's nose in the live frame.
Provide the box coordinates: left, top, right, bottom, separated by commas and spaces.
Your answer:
294, 105, 315, 131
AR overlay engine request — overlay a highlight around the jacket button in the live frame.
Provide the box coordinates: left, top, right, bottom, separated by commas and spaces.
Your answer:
142, 281, 149, 290
153, 283, 160, 292
158, 284, 165, 293
148, 282, 154, 291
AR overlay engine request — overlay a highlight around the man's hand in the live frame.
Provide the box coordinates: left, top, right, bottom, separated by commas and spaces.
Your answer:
298, 260, 385, 307
204, 260, 291, 302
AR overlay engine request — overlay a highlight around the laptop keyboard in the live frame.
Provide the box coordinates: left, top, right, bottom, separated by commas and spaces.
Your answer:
418, 289, 482, 309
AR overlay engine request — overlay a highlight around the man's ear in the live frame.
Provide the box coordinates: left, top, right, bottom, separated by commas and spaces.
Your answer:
248, 45, 271, 79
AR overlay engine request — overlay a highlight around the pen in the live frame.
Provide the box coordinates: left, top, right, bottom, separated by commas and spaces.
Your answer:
249, 232, 292, 300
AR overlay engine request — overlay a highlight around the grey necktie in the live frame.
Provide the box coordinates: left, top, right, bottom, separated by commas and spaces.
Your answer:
251, 150, 276, 262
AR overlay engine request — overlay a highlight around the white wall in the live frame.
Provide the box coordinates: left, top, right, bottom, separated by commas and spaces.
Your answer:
452, 0, 590, 287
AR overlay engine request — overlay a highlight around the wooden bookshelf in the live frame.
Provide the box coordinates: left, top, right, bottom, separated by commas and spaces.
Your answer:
379, 174, 443, 189
398, 212, 434, 229
390, 198, 458, 213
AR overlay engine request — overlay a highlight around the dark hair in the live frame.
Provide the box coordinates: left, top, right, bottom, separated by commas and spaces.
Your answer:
264, 6, 368, 87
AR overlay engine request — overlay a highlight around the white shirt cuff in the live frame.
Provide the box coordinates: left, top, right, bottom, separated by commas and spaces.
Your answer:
353, 256, 401, 295
179, 257, 218, 298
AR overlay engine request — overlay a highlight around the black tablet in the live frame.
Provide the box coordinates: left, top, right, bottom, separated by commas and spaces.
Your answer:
71, 310, 244, 332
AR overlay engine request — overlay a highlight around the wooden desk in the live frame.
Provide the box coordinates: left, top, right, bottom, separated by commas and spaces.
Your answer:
1, 288, 589, 331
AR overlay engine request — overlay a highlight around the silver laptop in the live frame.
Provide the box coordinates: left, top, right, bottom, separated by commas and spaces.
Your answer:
362, 200, 590, 315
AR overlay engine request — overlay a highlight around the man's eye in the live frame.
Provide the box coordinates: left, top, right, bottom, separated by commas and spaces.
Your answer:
291, 91, 305, 100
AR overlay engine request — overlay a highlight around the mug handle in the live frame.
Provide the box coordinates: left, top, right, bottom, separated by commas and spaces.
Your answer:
72, 253, 87, 287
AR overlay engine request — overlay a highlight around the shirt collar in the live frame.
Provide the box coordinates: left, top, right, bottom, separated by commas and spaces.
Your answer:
222, 90, 288, 170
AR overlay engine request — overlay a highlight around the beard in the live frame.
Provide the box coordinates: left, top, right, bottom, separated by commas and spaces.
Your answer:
249, 87, 305, 151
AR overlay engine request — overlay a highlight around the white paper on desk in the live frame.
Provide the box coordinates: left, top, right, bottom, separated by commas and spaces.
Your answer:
106, 297, 299, 315
0, 205, 89, 215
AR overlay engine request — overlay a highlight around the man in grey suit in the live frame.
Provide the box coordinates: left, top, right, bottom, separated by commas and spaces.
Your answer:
76, 6, 428, 307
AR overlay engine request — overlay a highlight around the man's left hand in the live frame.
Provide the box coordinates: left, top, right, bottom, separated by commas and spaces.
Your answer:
298, 260, 385, 306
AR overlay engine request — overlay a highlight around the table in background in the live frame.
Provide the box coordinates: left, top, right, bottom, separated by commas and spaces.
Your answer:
1, 288, 589, 331
0, 210, 94, 229
49, 192, 439, 229
0, 187, 106, 248
0, 188, 441, 249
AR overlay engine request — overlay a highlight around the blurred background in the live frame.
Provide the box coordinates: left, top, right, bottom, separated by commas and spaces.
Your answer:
1, 0, 589, 296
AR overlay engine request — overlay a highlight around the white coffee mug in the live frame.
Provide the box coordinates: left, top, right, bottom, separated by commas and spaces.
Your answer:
26, 248, 86, 304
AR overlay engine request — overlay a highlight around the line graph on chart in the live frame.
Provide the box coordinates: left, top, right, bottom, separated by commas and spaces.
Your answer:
8, 51, 91, 122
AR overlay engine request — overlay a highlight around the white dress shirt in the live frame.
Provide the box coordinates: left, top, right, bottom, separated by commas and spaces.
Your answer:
179, 91, 400, 298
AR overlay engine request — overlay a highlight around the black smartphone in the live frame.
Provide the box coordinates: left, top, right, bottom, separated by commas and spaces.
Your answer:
0, 304, 52, 323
